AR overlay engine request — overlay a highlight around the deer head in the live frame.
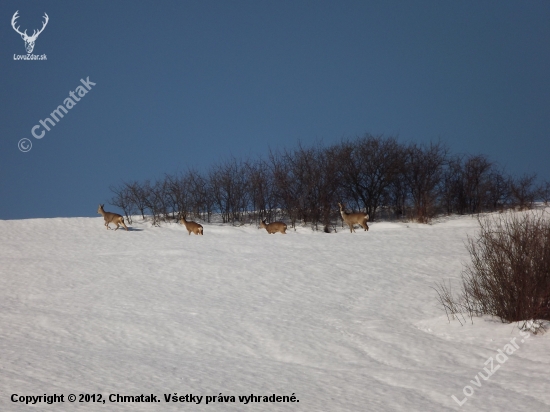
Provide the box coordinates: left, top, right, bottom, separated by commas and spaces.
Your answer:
11, 11, 49, 54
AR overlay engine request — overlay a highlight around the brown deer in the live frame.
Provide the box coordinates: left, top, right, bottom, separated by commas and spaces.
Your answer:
180, 216, 203, 235
338, 202, 369, 233
97, 204, 128, 231
259, 219, 287, 234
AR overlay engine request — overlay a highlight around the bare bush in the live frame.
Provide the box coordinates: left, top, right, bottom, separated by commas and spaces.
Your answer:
436, 211, 550, 328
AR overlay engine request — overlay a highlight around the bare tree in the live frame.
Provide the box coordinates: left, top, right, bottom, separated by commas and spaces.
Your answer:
403, 141, 448, 222
246, 158, 278, 224
483, 167, 511, 212
440, 154, 465, 215
463, 155, 493, 214
209, 158, 250, 224
124, 181, 149, 219
539, 180, 550, 206
188, 169, 214, 222
141, 180, 170, 226
510, 173, 538, 210
109, 184, 135, 224
318, 144, 341, 230
270, 149, 302, 228
335, 136, 406, 221
440, 154, 494, 215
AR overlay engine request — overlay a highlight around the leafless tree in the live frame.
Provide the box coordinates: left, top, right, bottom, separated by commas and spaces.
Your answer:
270, 149, 301, 228
510, 173, 538, 210
246, 158, 278, 224
440, 154, 495, 215
483, 167, 511, 212
188, 169, 214, 222
337, 135, 403, 221
109, 184, 135, 224
124, 181, 149, 219
462, 155, 493, 214
440, 154, 465, 215
403, 141, 448, 222
269, 144, 338, 230
539, 180, 550, 206
140, 179, 171, 226
209, 158, 250, 224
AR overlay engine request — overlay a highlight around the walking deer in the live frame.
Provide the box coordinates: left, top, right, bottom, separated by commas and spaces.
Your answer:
97, 204, 128, 231
259, 219, 287, 234
180, 216, 203, 235
338, 202, 369, 233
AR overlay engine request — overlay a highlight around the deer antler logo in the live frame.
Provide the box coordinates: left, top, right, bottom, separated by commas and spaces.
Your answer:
11, 11, 49, 54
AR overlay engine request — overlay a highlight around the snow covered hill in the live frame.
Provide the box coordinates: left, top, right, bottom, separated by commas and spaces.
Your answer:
1, 214, 548, 411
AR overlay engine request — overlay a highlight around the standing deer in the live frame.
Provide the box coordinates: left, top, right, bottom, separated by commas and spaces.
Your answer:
97, 204, 128, 231
180, 216, 203, 235
259, 219, 287, 234
338, 202, 369, 233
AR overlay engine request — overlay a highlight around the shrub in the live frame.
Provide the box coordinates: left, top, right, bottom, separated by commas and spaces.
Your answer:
435, 210, 550, 330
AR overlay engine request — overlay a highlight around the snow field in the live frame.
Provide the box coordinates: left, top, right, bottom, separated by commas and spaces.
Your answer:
0, 215, 549, 411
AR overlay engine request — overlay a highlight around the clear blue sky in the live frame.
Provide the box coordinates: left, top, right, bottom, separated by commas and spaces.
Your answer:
1, 1, 549, 219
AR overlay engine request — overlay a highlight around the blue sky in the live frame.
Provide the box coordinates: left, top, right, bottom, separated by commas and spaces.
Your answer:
1, 1, 549, 219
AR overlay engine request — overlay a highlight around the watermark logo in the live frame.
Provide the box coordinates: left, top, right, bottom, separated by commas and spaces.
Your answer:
11, 10, 48, 60
451, 328, 531, 406
18, 138, 32, 153
18, 77, 96, 153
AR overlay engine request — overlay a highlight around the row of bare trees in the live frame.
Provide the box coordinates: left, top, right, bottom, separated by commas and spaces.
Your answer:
109, 135, 546, 228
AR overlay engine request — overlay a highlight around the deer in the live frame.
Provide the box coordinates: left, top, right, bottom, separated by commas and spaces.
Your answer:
338, 202, 369, 233
97, 204, 128, 231
259, 219, 287, 234
180, 216, 203, 235
11, 11, 49, 54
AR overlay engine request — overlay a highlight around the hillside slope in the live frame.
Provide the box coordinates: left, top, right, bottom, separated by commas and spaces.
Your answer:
1, 215, 548, 411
